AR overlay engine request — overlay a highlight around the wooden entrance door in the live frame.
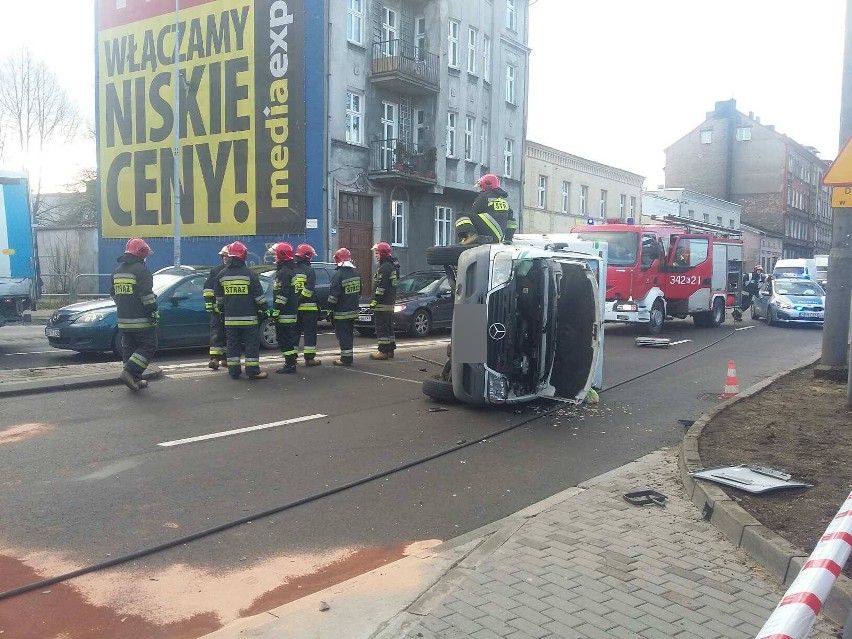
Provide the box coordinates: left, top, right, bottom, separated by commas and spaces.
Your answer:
338, 193, 374, 287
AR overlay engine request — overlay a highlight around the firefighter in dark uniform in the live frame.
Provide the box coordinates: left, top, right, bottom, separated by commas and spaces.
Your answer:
327, 247, 361, 366
732, 264, 766, 321
202, 245, 230, 370
369, 241, 398, 360
112, 238, 158, 391
455, 173, 516, 245
293, 243, 322, 366
270, 242, 299, 374
214, 241, 269, 380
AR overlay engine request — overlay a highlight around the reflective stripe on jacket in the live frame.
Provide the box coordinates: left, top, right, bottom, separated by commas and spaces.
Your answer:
372, 257, 398, 309
214, 261, 268, 326
293, 260, 318, 312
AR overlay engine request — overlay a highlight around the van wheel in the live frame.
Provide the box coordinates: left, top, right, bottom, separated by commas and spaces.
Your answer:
426, 245, 468, 267
639, 300, 665, 335
422, 376, 458, 403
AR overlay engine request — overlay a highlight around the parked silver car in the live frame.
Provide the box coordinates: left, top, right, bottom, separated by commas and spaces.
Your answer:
751, 277, 825, 327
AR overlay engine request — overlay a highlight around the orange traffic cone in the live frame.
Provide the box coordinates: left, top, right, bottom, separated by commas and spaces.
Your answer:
721, 360, 740, 399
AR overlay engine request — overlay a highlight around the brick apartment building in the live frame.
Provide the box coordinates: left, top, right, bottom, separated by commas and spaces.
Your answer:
665, 99, 832, 259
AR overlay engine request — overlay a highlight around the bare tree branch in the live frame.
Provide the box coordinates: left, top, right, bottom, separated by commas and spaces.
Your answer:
0, 47, 81, 215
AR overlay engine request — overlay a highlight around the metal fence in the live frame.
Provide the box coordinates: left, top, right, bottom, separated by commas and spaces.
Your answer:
39, 273, 113, 304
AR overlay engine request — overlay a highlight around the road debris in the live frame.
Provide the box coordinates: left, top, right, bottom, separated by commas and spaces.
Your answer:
690, 465, 813, 493
319, 601, 330, 612
623, 490, 667, 507
428, 407, 449, 413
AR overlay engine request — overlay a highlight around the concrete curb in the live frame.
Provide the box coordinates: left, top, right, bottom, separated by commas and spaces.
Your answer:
678, 355, 852, 627
0, 366, 163, 398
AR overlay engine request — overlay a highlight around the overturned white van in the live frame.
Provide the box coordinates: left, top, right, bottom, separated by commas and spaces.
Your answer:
422, 240, 606, 405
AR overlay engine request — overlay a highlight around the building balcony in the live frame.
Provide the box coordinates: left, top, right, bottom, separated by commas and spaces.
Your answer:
371, 40, 439, 95
369, 139, 437, 185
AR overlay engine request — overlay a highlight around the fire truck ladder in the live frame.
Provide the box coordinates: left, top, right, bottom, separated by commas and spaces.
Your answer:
647, 215, 742, 238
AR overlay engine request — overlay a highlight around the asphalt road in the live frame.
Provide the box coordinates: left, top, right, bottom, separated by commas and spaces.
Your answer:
0, 316, 823, 634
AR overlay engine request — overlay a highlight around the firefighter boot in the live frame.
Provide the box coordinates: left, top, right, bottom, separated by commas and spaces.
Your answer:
208, 356, 220, 370
369, 351, 389, 360
136, 379, 149, 389
333, 359, 352, 367
119, 370, 139, 391
219, 357, 228, 368
276, 356, 297, 374
248, 371, 268, 380
305, 358, 322, 367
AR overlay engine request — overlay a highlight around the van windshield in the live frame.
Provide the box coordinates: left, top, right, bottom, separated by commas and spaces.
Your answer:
572, 231, 638, 266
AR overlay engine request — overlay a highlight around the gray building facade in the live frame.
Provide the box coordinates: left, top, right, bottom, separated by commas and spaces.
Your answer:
665, 99, 832, 259
326, 0, 530, 279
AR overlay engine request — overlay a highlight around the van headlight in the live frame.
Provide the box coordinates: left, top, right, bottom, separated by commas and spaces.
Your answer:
487, 370, 508, 403
490, 252, 513, 288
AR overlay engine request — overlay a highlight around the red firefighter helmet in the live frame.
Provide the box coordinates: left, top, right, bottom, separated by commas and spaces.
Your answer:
125, 238, 152, 258
372, 241, 392, 258
272, 242, 294, 262
295, 243, 316, 260
227, 241, 248, 260
333, 247, 352, 264
476, 173, 501, 191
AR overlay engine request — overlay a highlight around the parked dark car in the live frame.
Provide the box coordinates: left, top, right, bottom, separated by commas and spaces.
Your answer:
45, 262, 338, 354
356, 270, 453, 338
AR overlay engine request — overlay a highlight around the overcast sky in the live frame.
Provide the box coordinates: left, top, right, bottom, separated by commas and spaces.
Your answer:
0, 0, 846, 191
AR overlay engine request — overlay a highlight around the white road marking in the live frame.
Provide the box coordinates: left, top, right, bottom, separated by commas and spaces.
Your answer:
76, 459, 140, 480
668, 340, 692, 346
5, 351, 58, 356
157, 414, 327, 447
735, 326, 756, 331
338, 368, 422, 384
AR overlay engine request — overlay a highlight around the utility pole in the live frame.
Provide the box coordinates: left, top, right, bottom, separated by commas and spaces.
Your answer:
817, 0, 852, 407
172, 0, 182, 267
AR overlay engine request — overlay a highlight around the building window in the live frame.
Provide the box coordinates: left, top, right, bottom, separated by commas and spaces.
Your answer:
448, 20, 460, 68
414, 108, 426, 147
345, 91, 363, 145
382, 8, 398, 55
346, 0, 363, 45
435, 206, 453, 246
717, 215, 723, 226
391, 200, 406, 246
580, 185, 588, 215
728, 219, 735, 228
507, 0, 516, 30
464, 115, 475, 160
703, 212, 710, 223
599, 190, 607, 218
561, 181, 570, 214
619, 194, 626, 218
503, 139, 514, 178
630, 196, 636, 217
687, 209, 695, 219
446, 112, 457, 157
505, 64, 516, 104
415, 17, 427, 61
467, 28, 477, 74
700, 129, 712, 144
482, 35, 491, 81
480, 121, 489, 166
537, 175, 547, 209
736, 126, 752, 141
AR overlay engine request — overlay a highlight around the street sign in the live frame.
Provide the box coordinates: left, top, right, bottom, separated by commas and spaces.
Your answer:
831, 187, 852, 208
823, 136, 852, 186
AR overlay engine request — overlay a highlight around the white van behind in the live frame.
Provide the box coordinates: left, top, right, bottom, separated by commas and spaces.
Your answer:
773, 258, 818, 282
814, 254, 829, 286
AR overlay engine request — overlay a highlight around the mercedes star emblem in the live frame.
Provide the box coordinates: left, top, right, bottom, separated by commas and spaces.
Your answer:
489, 322, 507, 340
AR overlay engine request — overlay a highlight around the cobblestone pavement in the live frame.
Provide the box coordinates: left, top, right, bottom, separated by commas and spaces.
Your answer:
375, 449, 840, 639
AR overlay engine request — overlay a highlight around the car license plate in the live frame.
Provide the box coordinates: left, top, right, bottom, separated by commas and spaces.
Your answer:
45, 328, 61, 337
358, 314, 372, 322
801, 312, 820, 318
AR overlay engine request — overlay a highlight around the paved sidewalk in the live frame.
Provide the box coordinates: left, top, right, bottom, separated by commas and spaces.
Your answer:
204, 449, 840, 639
0, 361, 162, 397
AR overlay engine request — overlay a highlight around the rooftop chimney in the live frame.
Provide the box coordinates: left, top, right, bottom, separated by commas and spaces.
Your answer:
756, 116, 761, 124
748, 111, 754, 119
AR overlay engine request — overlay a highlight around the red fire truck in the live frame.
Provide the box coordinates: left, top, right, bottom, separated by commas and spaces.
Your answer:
569, 218, 743, 334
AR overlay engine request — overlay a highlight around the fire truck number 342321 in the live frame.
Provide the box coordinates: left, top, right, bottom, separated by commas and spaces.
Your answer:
670, 275, 700, 285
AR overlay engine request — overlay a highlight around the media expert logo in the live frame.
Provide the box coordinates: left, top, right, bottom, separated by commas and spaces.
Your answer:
97, 0, 306, 239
